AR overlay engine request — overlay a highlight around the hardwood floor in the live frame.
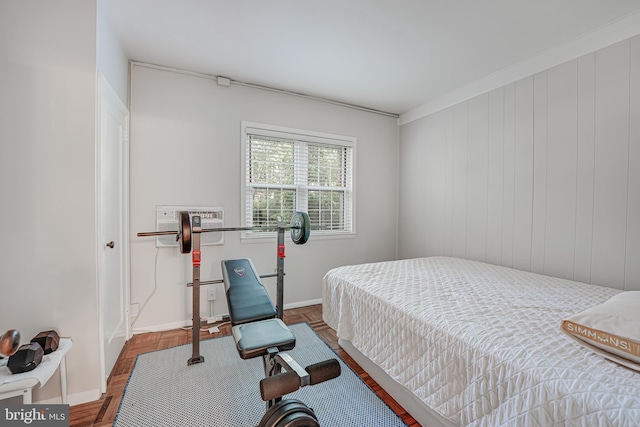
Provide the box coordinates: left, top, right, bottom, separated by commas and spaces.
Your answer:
69, 304, 419, 426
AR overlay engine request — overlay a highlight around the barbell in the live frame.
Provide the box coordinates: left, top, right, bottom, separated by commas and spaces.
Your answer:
137, 211, 311, 254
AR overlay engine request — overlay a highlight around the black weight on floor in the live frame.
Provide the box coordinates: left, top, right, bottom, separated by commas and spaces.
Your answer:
258, 399, 319, 427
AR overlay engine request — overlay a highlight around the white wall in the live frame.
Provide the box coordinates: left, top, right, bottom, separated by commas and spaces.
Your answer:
97, 0, 129, 104
0, 1, 102, 404
399, 36, 640, 291
129, 64, 398, 331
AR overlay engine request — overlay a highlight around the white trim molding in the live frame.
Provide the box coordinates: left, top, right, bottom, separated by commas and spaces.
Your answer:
399, 10, 640, 126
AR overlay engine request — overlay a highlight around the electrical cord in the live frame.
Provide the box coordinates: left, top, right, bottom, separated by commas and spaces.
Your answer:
131, 247, 160, 327
199, 321, 230, 333
131, 246, 231, 332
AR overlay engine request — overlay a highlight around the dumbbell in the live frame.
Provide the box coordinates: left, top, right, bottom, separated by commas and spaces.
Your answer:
7, 342, 44, 374
6, 330, 60, 374
0, 329, 20, 358
31, 330, 60, 355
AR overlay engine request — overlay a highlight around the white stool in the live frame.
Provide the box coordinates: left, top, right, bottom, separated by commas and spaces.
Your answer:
0, 338, 72, 404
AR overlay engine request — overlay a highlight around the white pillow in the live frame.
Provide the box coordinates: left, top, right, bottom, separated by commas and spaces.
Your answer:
562, 291, 640, 371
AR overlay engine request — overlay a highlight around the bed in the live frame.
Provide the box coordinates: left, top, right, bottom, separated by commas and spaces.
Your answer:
322, 256, 640, 426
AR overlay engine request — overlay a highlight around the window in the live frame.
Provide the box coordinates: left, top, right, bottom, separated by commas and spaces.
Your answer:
242, 122, 355, 238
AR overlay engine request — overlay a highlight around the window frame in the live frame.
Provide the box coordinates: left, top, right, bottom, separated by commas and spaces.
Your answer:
241, 121, 356, 242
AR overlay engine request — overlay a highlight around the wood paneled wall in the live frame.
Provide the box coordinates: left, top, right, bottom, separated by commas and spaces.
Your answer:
399, 36, 640, 291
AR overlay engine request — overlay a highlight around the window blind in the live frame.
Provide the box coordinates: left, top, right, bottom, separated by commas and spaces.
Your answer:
244, 126, 354, 236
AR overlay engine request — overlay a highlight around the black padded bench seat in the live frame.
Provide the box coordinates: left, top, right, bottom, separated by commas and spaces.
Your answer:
222, 258, 277, 325
231, 318, 296, 360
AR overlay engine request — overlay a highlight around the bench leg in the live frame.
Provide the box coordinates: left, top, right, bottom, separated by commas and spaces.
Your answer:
262, 348, 282, 410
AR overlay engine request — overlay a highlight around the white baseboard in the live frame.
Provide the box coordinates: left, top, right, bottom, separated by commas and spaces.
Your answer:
132, 299, 322, 334
132, 319, 192, 334
284, 298, 322, 310
67, 389, 102, 406
35, 389, 101, 406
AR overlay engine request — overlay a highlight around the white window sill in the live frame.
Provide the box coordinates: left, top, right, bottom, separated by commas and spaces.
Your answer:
240, 231, 356, 244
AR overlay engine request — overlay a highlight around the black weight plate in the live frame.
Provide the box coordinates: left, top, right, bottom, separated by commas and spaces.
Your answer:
290, 211, 310, 245
178, 211, 191, 254
258, 399, 318, 427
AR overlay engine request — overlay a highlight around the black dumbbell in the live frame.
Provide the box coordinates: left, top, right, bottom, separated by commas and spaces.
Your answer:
7, 342, 43, 374
31, 330, 60, 355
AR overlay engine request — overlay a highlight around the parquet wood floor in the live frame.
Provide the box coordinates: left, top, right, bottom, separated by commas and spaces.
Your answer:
69, 304, 419, 426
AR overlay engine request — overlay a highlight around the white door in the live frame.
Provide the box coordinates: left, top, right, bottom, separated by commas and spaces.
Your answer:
97, 73, 130, 392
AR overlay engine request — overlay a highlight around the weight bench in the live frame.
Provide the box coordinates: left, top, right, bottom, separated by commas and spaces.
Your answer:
222, 258, 341, 426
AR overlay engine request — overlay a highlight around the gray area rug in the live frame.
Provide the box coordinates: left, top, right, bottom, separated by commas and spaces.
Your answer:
114, 323, 407, 426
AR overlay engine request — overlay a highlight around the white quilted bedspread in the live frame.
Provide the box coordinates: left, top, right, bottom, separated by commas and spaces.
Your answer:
322, 256, 640, 426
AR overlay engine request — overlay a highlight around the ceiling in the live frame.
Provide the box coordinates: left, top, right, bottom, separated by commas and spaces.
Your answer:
102, 0, 640, 116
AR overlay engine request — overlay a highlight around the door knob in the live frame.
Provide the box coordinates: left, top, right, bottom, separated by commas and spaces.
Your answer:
106, 241, 115, 249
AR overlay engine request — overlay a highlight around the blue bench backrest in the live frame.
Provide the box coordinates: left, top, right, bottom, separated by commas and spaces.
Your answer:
221, 259, 277, 326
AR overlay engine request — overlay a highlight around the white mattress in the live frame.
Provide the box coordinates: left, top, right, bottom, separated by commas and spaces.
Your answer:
322, 256, 640, 426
